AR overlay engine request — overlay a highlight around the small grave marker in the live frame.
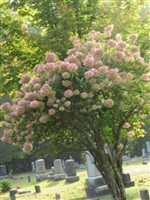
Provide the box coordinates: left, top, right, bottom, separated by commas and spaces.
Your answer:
35, 185, 41, 193
140, 189, 150, 200
10, 189, 17, 200
55, 193, 60, 200
28, 175, 31, 182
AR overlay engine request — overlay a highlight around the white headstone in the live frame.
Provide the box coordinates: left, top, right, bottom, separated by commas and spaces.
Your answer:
85, 151, 101, 177
35, 159, 46, 174
31, 162, 36, 172
65, 159, 76, 176
146, 141, 150, 153
142, 148, 147, 158
53, 159, 64, 174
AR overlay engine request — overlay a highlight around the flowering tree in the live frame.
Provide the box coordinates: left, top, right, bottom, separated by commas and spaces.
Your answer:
1, 25, 150, 200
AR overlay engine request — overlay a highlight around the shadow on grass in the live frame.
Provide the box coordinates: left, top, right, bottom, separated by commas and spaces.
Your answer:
46, 179, 65, 187
70, 194, 113, 200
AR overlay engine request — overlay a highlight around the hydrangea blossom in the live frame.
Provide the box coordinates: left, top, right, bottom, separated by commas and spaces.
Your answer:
0, 24, 149, 153
23, 141, 33, 153
127, 131, 135, 137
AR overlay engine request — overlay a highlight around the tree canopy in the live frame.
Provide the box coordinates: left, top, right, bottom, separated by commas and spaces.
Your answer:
1, 25, 150, 199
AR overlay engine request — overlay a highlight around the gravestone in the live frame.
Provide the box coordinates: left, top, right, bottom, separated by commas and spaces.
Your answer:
146, 142, 150, 156
0, 165, 7, 177
35, 185, 41, 193
122, 155, 130, 161
142, 148, 148, 164
122, 173, 135, 187
10, 189, 17, 200
53, 159, 66, 181
142, 148, 147, 158
85, 151, 109, 198
31, 162, 36, 172
140, 189, 150, 200
55, 193, 60, 200
28, 175, 31, 182
35, 159, 48, 181
65, 159, 79, 182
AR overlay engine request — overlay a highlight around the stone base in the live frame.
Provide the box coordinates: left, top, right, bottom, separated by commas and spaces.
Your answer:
122, 173, 135, 188
17, 189, 31, 194
125, 181, 135, 187
85, 187, 95, 198
49, 172, 55, 176
47, 175, 54, 180
36, 173, 49, 181
122, 173, 131, 182
86, 176, 106, 188
143, 160, 148, 165
95, 185, 110, 195
54, 173, 66, 181
66, 176, 79, 183
85, 185, 109, 198
0, 175, 8, 179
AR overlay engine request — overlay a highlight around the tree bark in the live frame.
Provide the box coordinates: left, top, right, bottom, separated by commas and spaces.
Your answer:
89, 148, 127, 200
75, 117, 127, 200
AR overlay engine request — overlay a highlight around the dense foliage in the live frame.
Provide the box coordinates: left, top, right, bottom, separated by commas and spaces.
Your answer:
1, 24, 150, 199
1, 25, 149, 149
1, 0, 149, 96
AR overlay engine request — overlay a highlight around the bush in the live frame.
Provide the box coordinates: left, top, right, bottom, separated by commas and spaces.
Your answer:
0, 179, 11, 193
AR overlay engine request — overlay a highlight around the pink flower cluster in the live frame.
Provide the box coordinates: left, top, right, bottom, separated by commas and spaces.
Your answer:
19, 74, 30, 84
45, 52, 56, 63
122, 123, 131, 129
30, 100, 44, 108
48, 108, 56, 115
62, 72, 70, 79
103, 98, 114, 108
81, 92, 88, 99
104, 24, 114, 37
40, 84, 53, 97
87, 30, 101, 41
66, 55, 81, 66
64, 89, 73, 98
39, 114, 48, 123
108, 39, 117, 48
127, 131, 135, 137
140, 73, 149, 80
23, 141, 33, 152
1, 24, 148, 152
128, 34, 138, 42
84, 70, 94, 78
0, 102, 10, 110
83, 55, 95, 67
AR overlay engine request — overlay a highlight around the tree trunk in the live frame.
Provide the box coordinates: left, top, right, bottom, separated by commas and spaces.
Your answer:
90, 149, 127, 200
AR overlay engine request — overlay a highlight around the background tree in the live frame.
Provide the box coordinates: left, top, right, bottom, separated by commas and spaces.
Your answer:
1, 25, 149, 199
1, 0, 149, 96
1, 0, 100, 96
92, 0, 150, 61
0, 0, 46, 96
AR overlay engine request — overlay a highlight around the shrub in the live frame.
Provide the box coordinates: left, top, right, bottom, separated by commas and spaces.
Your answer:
0, 179, 11, 193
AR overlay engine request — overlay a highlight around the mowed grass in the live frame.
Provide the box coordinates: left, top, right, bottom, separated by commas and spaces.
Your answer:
0, 157, 149, 200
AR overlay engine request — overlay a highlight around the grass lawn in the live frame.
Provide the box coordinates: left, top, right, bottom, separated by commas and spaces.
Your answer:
0, 157, 149, 200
